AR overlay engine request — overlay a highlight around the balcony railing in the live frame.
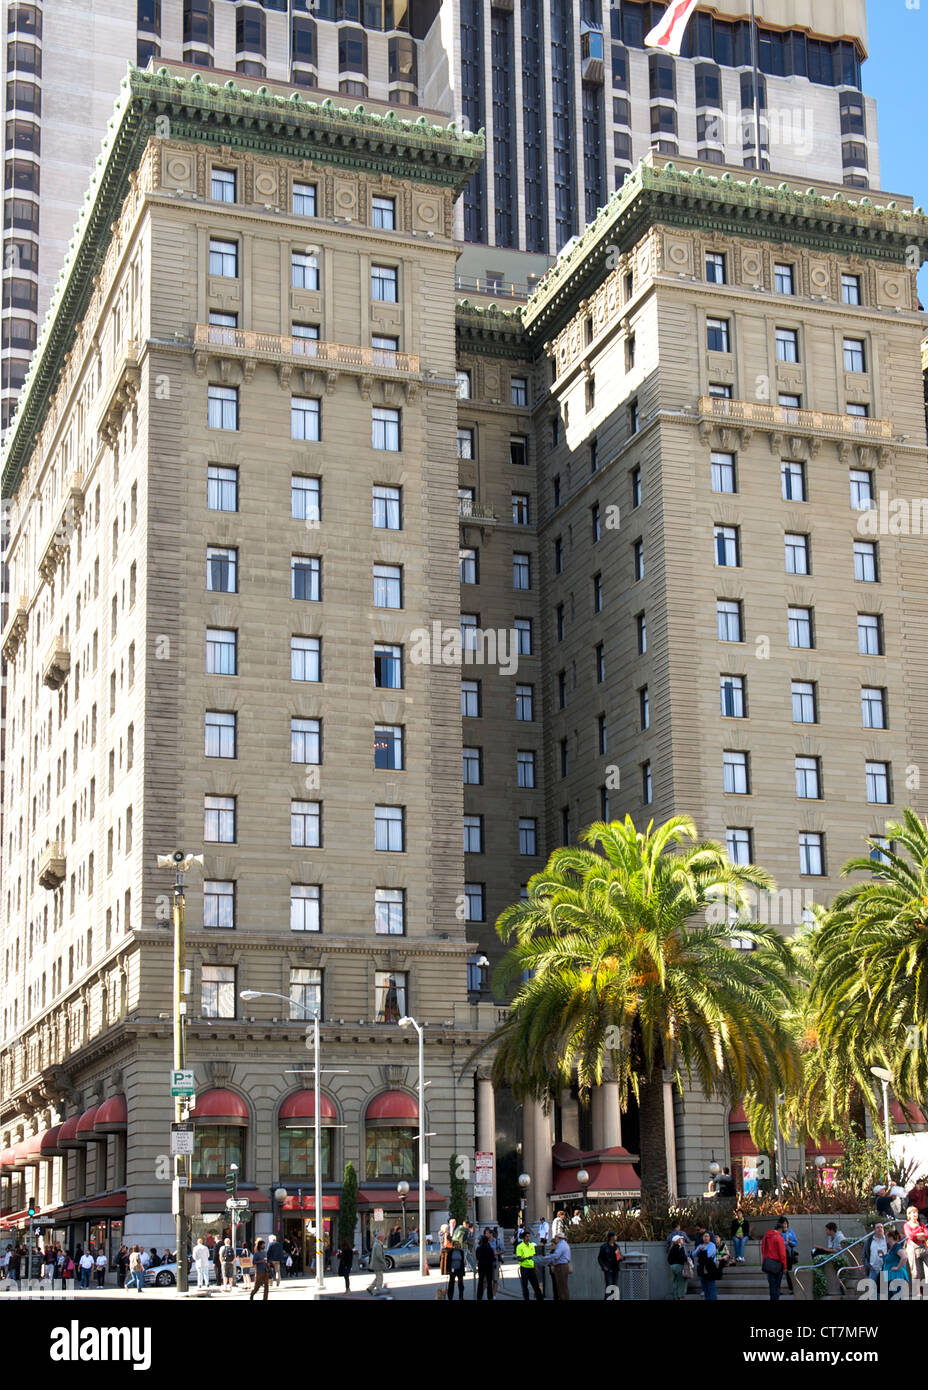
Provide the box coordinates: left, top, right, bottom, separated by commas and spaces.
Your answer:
697, 395, 894, 441
458, 498, 498, 522
38, 842, 66, 892
455, 275, 535, 301
193, 324, 420, 373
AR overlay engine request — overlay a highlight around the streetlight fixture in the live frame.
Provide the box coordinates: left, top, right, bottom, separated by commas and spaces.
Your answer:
871, 1065, 894, 1184
517, 1172, 531, 1237
814, 1153, 826, 1188
577, 1168, 590, 1217
397, 1180, 410, 1239
228, 1162, 239, 1259
273, 1185, 288, 1240
156, 849, 204, 1294
398, 1016, 427, 1277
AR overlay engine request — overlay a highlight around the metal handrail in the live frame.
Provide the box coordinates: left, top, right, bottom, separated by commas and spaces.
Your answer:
793, 1233, 870, 1295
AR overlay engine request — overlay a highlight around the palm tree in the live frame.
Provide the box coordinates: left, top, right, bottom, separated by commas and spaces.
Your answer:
480, 814, 801, 1201
808, 810, 928, 1114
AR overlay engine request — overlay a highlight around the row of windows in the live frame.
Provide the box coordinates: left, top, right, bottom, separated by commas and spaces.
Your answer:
204, 794, 407, 851
207, 385, 403, 448
720, 751, 893, 804
208, 171, 397, 229
705, 250, 863, 305
203, 555, 404, 606
711, 524, 882, 582
724, 829, 877, 879
712, 451, 877, 508
209, 237, 400, 301
706, 316, 868, 373
198, 965, 410, 1035
720, 676, 889, 730
457, 426, 528, 468
715, 601, 886, 654
455, 370, 528, 407
204, 710, 405, 770
206, 631, 405, 685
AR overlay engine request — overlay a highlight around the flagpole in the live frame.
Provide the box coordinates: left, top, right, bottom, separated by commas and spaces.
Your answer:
749, 0, 762, 170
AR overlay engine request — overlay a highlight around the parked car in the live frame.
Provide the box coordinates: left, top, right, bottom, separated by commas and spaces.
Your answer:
360, 1234, 441, 1271
145, 1258, 239, 1287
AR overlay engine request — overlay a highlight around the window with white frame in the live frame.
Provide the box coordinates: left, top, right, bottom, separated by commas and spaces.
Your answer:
714, 525, 739, 567
209, 238, 238, 277
291, 555, 321, 601
866, 761, 890, 804
720, 674, 745, 718
849, 470, 874, 510
857, 613, 882, 655
291, 717, 321, 765
372, 194, 395, 229
723, 750, 749, 794
291, 397, 321, 441
371, 264, 398, 301
291, 635, 321, 682
788, 606, 813, 649
208, 385, 238, 430
211, 168, 236, 202
842, 273, 862, 305
293, 181, 317, 216
291, 251, 320, 290
205, 710, 236, 758
290, 967, 322, 1019
844, 337, 866, 372
861, 686, 886, 730
291, 800, 321, 847
795, 756, 821, 800
374, 804, 404, 851
204, 794, 236, 843
290, 884, 321, 933
710, 451, 736, 494
781, 461, 806, 502
854, 540, 878, 582
201, 964, 235, 1018
204, 880, 235, 929
291, 475, 321, 522
207, 628, 237, 675
373, 564, 402, 608
206, 546, 237, 593
373, 484, 401, 529
775, 327, 799, 363
374, 887, 405, 935
799, 831, 824, 875
372, 407, 401, 451
774, 263, 794, 294
717, 600, 742, 643
791, 681, 816, 724
784, 533, 810, 576
207, 464, 238, 511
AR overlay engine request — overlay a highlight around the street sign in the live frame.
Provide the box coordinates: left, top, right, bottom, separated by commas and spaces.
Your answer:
31, 1216, 54, 1226
170, 1068, 195, 1097
226, 1197, 249, 1209
373, 1207, 384, 1222
171, 1123, 194, 1156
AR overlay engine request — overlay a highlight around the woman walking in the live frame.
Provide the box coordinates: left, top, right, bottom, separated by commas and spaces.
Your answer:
761, 1225, 787, 1301
476, 1230, 497, 1300
249, 1240, 271, 1301
903, 1205, 928, 1294
125, 1245, 144, 1293
667, 1232, 689, 1301
337, 1239, 354, 1294
730, 1208, 750, 1264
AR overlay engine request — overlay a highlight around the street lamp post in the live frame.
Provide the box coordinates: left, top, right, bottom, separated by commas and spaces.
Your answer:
577, 1168, 590, 1218
814, 1154, 826, 1189
397, 1181, 409, 1240
871, 1065, 894, 1186
228, 1162, 239, 1263
398, 1016, 427, 1277
156, 850, 203, 1295
517, 1172, 531, 1236
274, 1186, 288, 1237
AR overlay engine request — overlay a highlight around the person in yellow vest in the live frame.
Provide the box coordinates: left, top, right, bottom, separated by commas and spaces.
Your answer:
515, 1229, 544, 1301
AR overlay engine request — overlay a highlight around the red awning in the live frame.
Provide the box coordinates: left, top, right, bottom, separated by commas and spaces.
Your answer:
193, 1188, 271, 1210
357, 1187, 445, 1207
0, 1209, 29, 1229
69, 1193, 127, 1218
12, 1139, 39, 1168
729, 1104, 748, 1125
805, 1138, 844, 1157
94, 1096, 128, 1133
365, 1091, 418, 1122
729, 1130, 758, 1157
76, 1107, 105, 1143
189, 1090, 249, 1124
890, 1099, 928, 1127
281, 1194, 340, 1212
0, 1148, 14, 1169
38, 1126, 64, 1158
279, 1090, 337, 1124
549, 1142, 641, 1198
59, 1115, 84, 1149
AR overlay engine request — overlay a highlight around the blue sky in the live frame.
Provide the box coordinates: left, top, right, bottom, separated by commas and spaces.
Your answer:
864, 0, 928, 298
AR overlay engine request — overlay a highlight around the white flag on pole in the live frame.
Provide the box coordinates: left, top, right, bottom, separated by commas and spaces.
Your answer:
644, 0, 701, 56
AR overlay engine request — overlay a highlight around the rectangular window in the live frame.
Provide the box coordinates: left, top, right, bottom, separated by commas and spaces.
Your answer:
291, 800, 322, 848
206, 628, 237, 675
209, 238, 237, 277
510, 435, 528, 466
788, 607, 813, 649
775, 328, 799, 363
791, 681, 817, 724
205, 710, 237, 758
291, 251, 320, 290
636, 611, 647, 654
371, 264, 398, 302
595, 643, 606, 683
642, 761, 653, 804
781, 461, 806, 502
207, 464, 238, 511
858, 614, 883, 655
206, 546, 238, 593
461, 680, 481, 718
374, 804, 405, 852
516, 684, 534, 721
516, 750, 536, 788
598, 714, 607, 756
462, 746, 482, 784
207, 385, 238, 430
720, 675, 745, 718
459, 547, 478, 584
374, 643, 403, 688
795, 756, 821, 800
291, 555, 321, 601
461, 613, 478, 652
291, 717, 321, 765
463, 814, 483, 854
201, 964, 235, 1018
784, 533, 810, 576
204, 794, 236, 843
706, 251, 726, 284
593, 573, 604, 613
639, 685, 650, 730
714, 525, 740, 567
847, 403, 869, 420
290, 884, 321, 933
373, 564, 402, 608
374, 888, 405, 936
372, 194, 395, 229
372, 407, 401, 451
374, 970, 407, 1022
711, 451, 736, 494
866, 761, 891, 804
455, 370, 471, 399
512, 493, 530, 525
710, 383, 733, 400
854, 540, 879, 582
726, 828, 751, 865
844, 337, 866, 373
515, 618, 532, 655
457, 428, 474, 460
291, 635, 321, 682
707, 317, 730, 352
374, 724, 404, 771
519, 818, 537, 856
211, 168, 236, 202
513, 552, 531, 590
799, 832, 824, 876
291, 476, 321, 522
841, 273, 862, 306
291, 397, 321, 442
633, 538, 644, 581
774, 263, 795, 295
372, 484, 402, 530
723, 751, 749, 795
861, 686, 887, 730
290, 966, 322, 1018
203, 880, 235, 930
292, 323, 320, 355
511, 376, 528, 407
293, 181, 317, 216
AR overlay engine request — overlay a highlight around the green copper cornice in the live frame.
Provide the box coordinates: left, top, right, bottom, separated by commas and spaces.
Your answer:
455, 299, 526, 358
523, 160, 928, 342
2, 66, 485, 497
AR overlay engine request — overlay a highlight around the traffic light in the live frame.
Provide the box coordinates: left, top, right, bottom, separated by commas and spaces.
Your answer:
27, 1202, 35, 1217
225, 1169, 238, 1198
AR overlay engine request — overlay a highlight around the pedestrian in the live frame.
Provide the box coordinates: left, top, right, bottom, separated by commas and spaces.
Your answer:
883, 1228, 910, 1299
874, 1185, 894, 1220
812, 1221, 846, 1260
94, 1250, 107, 1288
387, 1223, 402, 1249
597, 1230, 621, 1297
115, 1244, 129, 1286
41, 1245, 56, 1282
446, 1238, 466, 1299
367, 1230, 388, 1297
903, 1205, 928, 1292
238, 1242, 253, 1289
489, 1226, 505, 1294
730, 1207, 750, 1264
907, 1179, 928, 1219
140, 1248, 152, 1270
695, 1230, 719, 1301
337, 1239, 354, 1294
570, 1208, 582, 1227
551, 1209, 567, 1241
515, 1229, 543, 1301
57, 1248, 71, 1290
249, 1239, 271, 1301
6, 1247, 21, 1289
716, 1166, 736, 1198
265, 1234, 283, 1286
192, 1237, 211, 1289
863, 1222, 889, 1299
126, 1245, 144, 1293
536, 1230, 571, 1301
761, 1225, 787, 1301
78, 1249, 94, 1289
667, 1232, 689, 1301
219, 1237, 236, 1290
475, 1230, 496, 1300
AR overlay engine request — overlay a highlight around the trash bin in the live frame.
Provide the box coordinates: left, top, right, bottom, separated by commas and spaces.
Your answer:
618, 1251, 649, 1301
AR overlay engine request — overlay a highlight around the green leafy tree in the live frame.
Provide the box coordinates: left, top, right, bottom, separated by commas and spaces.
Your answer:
338, 1160, 358, 1246
478, 815, 801, 1201
449, 1154, 468, 1224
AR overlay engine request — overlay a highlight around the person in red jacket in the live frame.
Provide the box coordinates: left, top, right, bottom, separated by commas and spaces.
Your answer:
761, 1226, 787, 1301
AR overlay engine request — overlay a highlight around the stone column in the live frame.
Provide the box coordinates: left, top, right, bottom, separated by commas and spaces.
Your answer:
663, 1077, 679, 1200
525, 1099, 553, 1224
559, 1089, 580, 1147
591, 1081, 622, 1151
475, 1072, 497, 1225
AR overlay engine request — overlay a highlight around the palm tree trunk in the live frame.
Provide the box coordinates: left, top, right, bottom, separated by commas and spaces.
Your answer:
638, 1068, 670, 1204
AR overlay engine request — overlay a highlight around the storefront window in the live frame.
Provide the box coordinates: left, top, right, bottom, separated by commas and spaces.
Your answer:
191, 1125, 243, 1180
279, 1127, 333, 1181
365, 1125, 415, 1179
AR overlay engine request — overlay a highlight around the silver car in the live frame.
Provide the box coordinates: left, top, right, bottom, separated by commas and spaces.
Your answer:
361, 1235, 441, 1271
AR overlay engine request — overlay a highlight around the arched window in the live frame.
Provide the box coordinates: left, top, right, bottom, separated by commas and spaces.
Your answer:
364, 1091, 417, 1179
278, 1090, 336, 1180
189, 1089, 248, 1180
